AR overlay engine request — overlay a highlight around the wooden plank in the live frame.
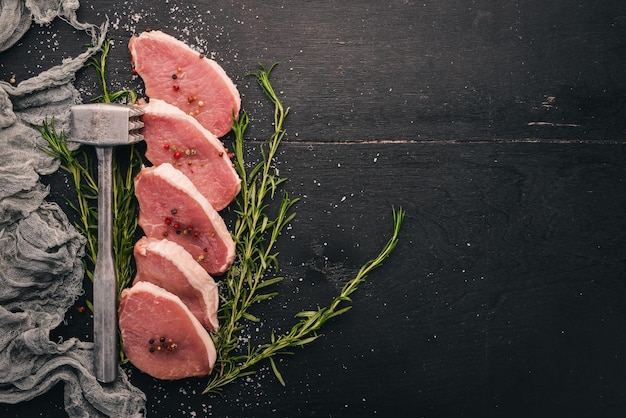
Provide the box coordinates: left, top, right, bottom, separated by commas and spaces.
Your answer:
2, 0, 626, 416
3, 0, 625, 141
7, 140, 626, 416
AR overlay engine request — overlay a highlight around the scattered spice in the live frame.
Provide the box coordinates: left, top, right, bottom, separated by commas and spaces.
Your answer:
172, 74, 177, 79
77, 306, 86, 314
148, 336, 178, 353
173, 85, 180, 91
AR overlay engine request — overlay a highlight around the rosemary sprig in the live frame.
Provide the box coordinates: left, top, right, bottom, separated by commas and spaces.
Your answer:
38, 40, 141, 299
39, 39, 141, 363
90, 39, 143, 295
214, 63, 298, 367
112, 145, 142, 297
205, 207, 404, 394
38, 120, 98, 280
205, 64, 405, 394
88, 39, 137, 105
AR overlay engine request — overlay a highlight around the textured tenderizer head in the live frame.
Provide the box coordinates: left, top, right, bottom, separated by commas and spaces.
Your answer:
69, 103, 144, 146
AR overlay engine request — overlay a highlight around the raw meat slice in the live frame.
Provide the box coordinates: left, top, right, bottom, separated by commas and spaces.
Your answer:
140, 98, 240, 211
129, 30, 240, 137
133, 237, 219, 332
134, 163, 235, 276
118, 281, 217, 380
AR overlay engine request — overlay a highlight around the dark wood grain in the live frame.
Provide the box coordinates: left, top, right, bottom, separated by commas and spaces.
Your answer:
3, 0, 625, 142
1, 0, 626, 417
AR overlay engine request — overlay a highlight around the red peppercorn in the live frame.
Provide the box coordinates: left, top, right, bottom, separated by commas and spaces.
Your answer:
173, 85, 180, 91
131, 68, 137, 75
77, 306, 86, 314
173, 151, 181, 159
164, 217, 172, 225
163, 143, 170, 150
173, 223, 180, 230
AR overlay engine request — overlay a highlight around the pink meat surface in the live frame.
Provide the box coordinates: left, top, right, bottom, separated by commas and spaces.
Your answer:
118, 281, 217, 380
135, 163, 235, 276
140, 99, 240, 211
129, 30, 240, 137
134, 237, 219, 332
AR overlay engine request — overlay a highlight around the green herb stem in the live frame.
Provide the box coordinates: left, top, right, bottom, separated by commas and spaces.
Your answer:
205, 206, 404, 394
38, 120, 99, 279
216, 64, 297, 365
206, 63, 404, 394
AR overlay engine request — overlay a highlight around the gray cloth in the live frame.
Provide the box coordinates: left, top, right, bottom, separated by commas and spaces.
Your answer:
0, 1, 146, 416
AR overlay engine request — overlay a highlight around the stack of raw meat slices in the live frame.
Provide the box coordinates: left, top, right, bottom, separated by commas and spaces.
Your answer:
118, 31, 241, 380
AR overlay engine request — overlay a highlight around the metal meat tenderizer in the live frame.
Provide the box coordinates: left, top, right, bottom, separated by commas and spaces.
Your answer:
69, 103, 144, 383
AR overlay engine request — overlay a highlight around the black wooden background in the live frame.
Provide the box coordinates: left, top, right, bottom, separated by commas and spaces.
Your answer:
2, 0, 626, 417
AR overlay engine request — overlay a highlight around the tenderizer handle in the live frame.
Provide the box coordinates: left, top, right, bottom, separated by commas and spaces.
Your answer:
93, 146, 118, 383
